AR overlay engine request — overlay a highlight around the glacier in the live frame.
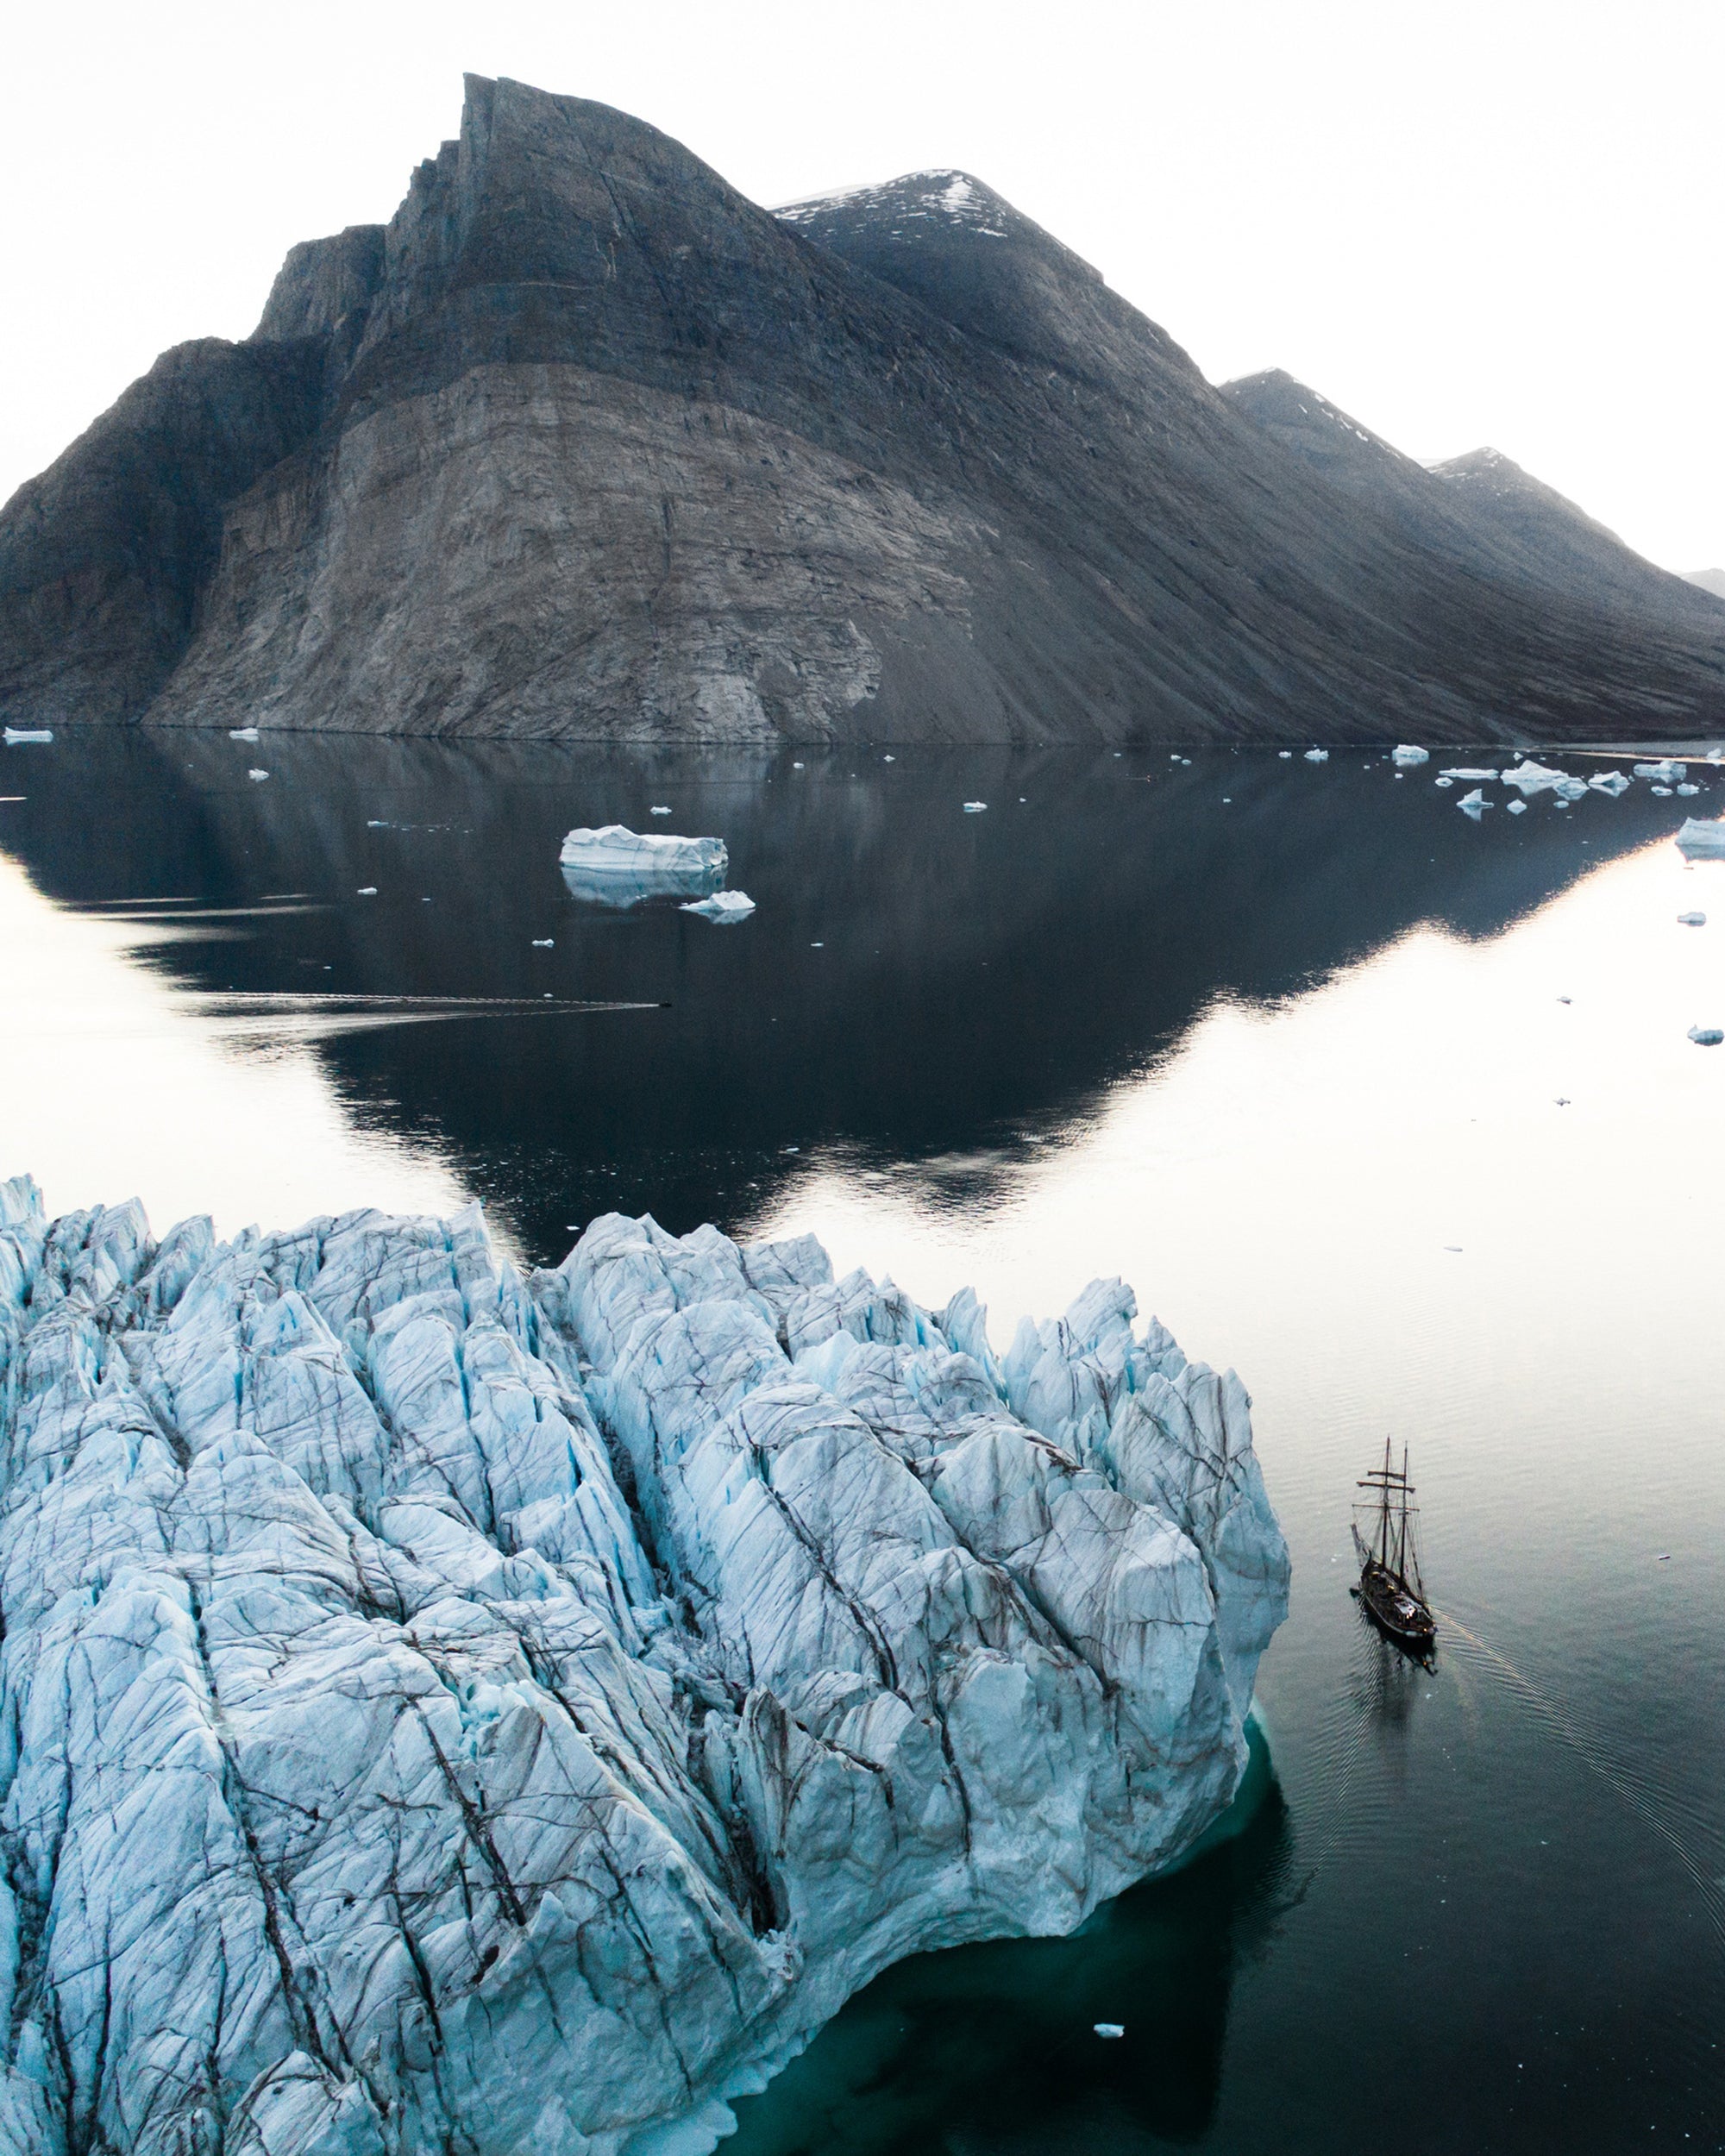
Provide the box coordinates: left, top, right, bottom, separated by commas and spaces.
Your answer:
0, 1175, 1288, 2156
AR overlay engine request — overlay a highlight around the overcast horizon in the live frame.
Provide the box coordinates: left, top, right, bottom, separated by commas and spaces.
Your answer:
7, 0, 1721, 573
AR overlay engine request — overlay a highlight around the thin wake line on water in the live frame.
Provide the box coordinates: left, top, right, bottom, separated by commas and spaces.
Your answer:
1435, 1604, 1725, 1946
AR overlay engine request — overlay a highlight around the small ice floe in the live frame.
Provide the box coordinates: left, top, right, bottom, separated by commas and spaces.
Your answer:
1678, 912, 1707, 926
1501, 761, 1585, 799
883, 754, 895, 761
1277, 749, 1293, 759
531, 938, 555, 948
1678, 783, 1701, 795
1634, 760, 1687, 783
1303, 748, 1328, 762
1094, 2023, 1126, 2040
1657, 1552, 1672, 1562
963, 800, 987, 812
1676, 818, 1725, 859
1589, 770, 1630, 796
1688, 1026, 1723, 1046
560, 824, 728, 906
1458, 788, 1491, 818
792, 761, 805, 769
248, 768, 270, 782
356, 887, 377, 897
1440, 767, 1499, 782
1434, 776, 1454, 788
649, 805, 672, 816
3, 729, 53, 745
1652, 785, 1672, 797
229, 726, 260, 742
1392, 744, 1430, 766
1507, 799, 1527, 815
681, 890, 756, 923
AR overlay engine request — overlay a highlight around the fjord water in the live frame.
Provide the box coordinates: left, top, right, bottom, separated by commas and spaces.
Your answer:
3, 730, 1723, 2151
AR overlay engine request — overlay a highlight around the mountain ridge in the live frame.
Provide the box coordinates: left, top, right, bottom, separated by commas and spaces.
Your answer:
2, 74, 1721, 744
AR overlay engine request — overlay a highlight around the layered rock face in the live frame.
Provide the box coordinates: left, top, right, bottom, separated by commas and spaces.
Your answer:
0, 1175, 1287, 2156
2, 73, 1722, 743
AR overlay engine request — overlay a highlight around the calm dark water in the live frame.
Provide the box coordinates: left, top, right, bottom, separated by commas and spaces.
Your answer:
3, 728, 1724, 2152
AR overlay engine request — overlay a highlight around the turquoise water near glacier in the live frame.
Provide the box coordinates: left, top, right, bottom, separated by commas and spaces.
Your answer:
3, 730, 1723, 2151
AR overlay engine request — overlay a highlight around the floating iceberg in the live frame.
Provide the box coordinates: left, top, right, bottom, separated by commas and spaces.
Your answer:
229, 725, 260, 742
1391, 744, 1429, 766
1496, 761, 1587, 800
1440, 767, 1498, 782
560, 824, 728, 907
1507, 799, 1527, 815
1689, 1026, 1723, 1046
963, 800, 987, 812
1094, 2023, 1126, 2040
0, 1181, 1288, 2156
1589, 770, 1631, 796
1678, 912, 1707, 926
680, 889, 756, 922
1635, 760, 1687, 783
2, 728, 52, 745
1676, 818, 1725, 859
1303, 749, 1328, 762
248, 768, 270, 781
1458, 788, 1491, 818
1678, 783, 1701, 796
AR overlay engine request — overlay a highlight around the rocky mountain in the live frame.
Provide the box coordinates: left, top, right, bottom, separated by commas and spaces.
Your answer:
1, 74, 1721, 744
0, 1175, 1286, 2156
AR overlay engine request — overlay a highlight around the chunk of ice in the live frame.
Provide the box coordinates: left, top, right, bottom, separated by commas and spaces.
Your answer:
248, 768, 269, 782
229, 726, 260, 742
1678, 783, 1700, 795
560, 824, 728, 906
1277, 749, 1293, 759
1392, 744, 1429, 765
3, 729, 53, 744
1589, 771, 1630, 796
1677, 819, 1725, 858
1434, 777, 1454, 788
356, 887, 377, 896
1458, 788, 1491, 817
1652, 786, 1672, 797
1635, 760, 1687, 783
1678, 912, 1707, 926
531, 938, 555, 947
1095, 2023, 1126, 2040
680, 890, 756, 923
1688, 1026, 1723, 1046
1303, 749, 1328, 762
1501, 760, 1576, 795
1507, 799, 1527, 815
1440, 767, 1499, 782
963, 801, 987, 812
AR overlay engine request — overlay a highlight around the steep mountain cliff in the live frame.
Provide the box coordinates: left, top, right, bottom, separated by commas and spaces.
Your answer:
2, 74, 1721, 744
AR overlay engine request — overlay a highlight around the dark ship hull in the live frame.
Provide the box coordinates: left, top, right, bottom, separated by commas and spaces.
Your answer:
1353, 1540, 1438, 1652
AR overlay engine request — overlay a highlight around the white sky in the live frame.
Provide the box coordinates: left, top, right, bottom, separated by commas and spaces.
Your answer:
5, 0, 1722, 571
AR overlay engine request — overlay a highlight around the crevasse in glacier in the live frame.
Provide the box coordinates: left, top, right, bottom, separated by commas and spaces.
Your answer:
0, 1176, 1289, 2156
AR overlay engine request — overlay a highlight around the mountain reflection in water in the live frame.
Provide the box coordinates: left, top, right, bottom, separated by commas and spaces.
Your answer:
0, 729, 1691, 1259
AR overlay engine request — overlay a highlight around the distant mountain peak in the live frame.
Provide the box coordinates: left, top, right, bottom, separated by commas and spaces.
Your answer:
776, 169, 1014, 238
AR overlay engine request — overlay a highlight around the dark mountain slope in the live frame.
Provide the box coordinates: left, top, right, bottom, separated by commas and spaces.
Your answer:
1222, 368, 1722, 632
2, 75, 1722, 744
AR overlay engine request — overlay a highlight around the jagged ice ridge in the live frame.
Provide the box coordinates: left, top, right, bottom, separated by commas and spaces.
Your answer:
0, 1176, 1288, 2155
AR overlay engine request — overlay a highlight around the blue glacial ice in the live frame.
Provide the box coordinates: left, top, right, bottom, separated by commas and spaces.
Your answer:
559, 825, 729, 907
0, 1181, 1289, 2156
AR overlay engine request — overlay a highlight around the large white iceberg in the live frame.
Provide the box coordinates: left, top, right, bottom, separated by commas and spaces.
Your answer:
0, 1179, 1288, 2156
1677, 818, 1725, 859
559, 824, 728, 906
1391, 744, 1429, 766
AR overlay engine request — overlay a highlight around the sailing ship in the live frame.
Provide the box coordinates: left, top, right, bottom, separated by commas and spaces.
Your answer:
1352, 1439, 1437, 1655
